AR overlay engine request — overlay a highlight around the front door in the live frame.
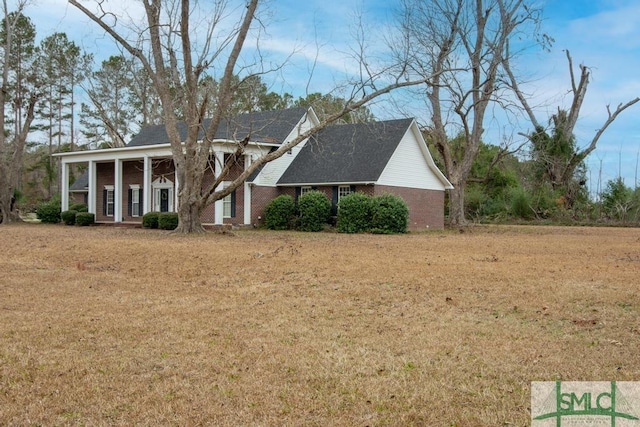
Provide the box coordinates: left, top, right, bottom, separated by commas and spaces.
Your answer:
160, 188, 169, 212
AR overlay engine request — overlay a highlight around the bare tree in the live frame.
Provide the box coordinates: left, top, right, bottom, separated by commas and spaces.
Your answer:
0, 0, 41, 224
505, 49, 640, 203
392, 0, 545, 226
70, 0, 434, 233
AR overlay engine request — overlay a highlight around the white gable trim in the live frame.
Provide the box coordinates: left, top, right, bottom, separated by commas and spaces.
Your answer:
377, 120, 453, 190
252, 107, 320, 186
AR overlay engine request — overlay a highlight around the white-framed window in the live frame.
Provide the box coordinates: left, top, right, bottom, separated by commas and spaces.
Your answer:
300, 186, 313, 196
104, 185, 114, 217
223, 194, 232, 218
222, 182, 235, 218
130, 185, 141, 217
338, 185, 353, 201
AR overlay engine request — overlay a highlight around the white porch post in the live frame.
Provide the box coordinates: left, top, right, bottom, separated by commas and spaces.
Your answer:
244, 154, 252, 225
143, 156, 151, 214
214, 150, 224, 224
88, 161, 96, 214
61, 161, 70, 211
174, 168, 179, 213
114, 159, 122, 222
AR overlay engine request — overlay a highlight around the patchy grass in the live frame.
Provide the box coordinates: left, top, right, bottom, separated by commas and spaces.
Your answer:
0, 223, 639, 425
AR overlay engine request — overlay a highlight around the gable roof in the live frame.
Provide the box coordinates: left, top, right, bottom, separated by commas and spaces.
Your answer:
127, 107, 308, 147
277, 118, 413, 185
69, 171, 88, 191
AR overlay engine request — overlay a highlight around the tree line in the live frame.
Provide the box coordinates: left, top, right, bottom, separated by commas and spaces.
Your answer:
1, 0, 638, 229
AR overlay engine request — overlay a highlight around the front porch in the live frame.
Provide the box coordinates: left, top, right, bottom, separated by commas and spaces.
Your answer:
56, 144, 259, 227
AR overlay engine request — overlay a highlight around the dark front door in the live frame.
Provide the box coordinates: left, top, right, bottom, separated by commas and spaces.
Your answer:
160, 188, 169, 212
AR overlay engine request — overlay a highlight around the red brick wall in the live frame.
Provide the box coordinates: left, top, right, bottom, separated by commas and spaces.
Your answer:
121, 160, 145, 222
200, 155, 246, 225
374, 185, 445, 230
95, 162, 114, 222
251, 185, 286, 227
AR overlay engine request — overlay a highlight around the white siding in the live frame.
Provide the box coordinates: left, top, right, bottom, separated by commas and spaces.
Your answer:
378, 125, 449, 190
254, 141, 307, 186
253, 110, 318, 186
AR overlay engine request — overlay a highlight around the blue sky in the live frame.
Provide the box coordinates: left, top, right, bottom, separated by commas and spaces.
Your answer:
27, 0, 640, 192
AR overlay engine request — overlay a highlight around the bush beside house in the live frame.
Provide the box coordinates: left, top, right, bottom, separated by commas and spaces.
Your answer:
75, 212, 95, 226
338, 193, 408, 234
61, 210, 78, 225
297, 191, 331, 232
264, 195, 296, 230
336, 193, 374, 233
370, 194, 409, 234
142, 212, 160, 229
158, 212, 179, 230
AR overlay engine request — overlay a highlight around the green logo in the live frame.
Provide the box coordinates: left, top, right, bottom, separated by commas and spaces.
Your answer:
532, 381, 640, 426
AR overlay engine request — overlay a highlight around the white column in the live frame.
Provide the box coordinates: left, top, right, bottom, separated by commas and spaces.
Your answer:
214, 150, 224, 225
244, 154, 252, 225
61, 161, 70, 211
143, 156, 151, 214
88, 161, 96, 214
174, 168, 179, 213
114, 159, 122, 222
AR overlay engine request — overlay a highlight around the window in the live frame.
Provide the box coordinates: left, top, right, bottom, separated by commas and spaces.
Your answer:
222, 183, 236, 218
104, 186, 114, 216
300, 186, 313, 196
131, 189, 140, 217
338, 185, 353, 201
129, 185, 142, 217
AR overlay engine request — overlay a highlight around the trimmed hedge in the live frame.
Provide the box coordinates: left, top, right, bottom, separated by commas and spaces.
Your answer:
36, 200, 61, 224
370, 194, 408, 234
297, 190, 331, 232
142, 212, 160, 229
264, 195, 296, 230
337, 192, 373, 233
61, 210, 78, 225
158, 212, 179, 230
75, 212, 95, 226
69, 203, 88, 212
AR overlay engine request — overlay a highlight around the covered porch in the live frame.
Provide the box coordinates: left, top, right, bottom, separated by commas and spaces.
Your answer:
55, 144, 258, 226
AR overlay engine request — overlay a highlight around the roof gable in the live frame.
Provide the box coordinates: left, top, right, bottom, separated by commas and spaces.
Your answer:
127, 107, 308, 147
378, 121, 453, 190
277, 118, 413, 185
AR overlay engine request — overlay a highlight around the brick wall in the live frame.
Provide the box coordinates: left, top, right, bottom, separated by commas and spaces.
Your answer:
95, 162, 114, 222
374, 185, 445, 230
251, 185, 286, 227
121, 160, 145, 222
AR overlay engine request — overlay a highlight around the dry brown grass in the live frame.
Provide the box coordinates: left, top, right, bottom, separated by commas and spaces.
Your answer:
1, 223, 639, 426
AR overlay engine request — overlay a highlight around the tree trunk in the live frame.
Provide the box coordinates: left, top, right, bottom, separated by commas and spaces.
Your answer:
0, 188, 20, 224
174, 183, 206, 234
448, 183, 467, 227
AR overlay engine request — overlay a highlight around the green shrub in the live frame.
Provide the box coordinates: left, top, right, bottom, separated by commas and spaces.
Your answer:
509, 187, 534, 220
158, 212, 179, 230
264, 195, 296, 230
36, 200, 61, 224
75, 212, 95, 226
61, 210, 78, 225
297, 190, 331, 232
142, 212, 160, 229
337, 192, 373, 233
69, 203, 88, 212
370, 194, 408, 234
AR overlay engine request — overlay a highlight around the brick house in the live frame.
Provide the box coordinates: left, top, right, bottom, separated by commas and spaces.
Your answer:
55, 107, 453, 229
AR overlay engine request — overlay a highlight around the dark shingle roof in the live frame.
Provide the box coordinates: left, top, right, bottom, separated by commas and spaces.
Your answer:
277, 118, 413, 185
70, 171, 88, 191
127, 107, 308, 147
